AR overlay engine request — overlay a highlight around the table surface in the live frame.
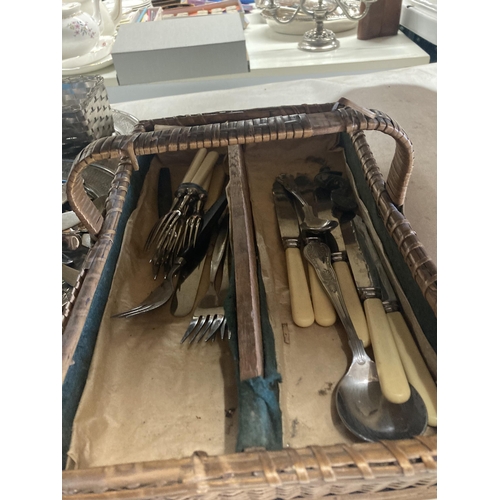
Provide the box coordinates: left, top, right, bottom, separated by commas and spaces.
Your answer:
112, 63, 437, 266
87, 12, 430, 103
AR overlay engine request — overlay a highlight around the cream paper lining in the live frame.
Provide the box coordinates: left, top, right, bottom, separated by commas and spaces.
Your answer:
242, 136, 357, 447
68, 151, 238, 469
68, 136, 434, 468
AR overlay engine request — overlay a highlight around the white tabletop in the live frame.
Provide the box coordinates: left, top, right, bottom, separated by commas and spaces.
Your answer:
89, 12, 430, 103
112, 63, 437, 265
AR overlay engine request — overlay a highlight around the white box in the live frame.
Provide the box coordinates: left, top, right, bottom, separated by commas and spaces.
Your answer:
111, 14, 250, 86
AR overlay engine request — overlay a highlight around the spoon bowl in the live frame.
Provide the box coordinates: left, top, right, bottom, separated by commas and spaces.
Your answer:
304, 240, 428, 441
336, 358, 427, 441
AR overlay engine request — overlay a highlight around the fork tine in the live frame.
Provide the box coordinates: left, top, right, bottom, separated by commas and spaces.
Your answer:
205, 314, 224, 342
180, 317, 202, 343
191, 317, 213, 344
220, 318, 227, 340
145, 210, 178, 251
113, 260, 181, 319
112, 305, 152, 318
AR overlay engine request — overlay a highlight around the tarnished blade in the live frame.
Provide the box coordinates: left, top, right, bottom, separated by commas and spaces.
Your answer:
272, 180, 300, 246
352, 216, 399, 309
341, 217, 377, 294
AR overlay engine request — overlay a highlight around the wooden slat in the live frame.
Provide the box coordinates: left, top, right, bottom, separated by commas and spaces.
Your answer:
227, 145, 264, 380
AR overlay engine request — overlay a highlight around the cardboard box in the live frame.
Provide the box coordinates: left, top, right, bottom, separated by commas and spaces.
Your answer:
111, 14, 250, 85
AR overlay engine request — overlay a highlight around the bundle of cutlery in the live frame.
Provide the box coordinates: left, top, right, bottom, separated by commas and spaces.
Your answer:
113, 150, 229, 320
271, 161, 437, 434
145, 148, 221, 279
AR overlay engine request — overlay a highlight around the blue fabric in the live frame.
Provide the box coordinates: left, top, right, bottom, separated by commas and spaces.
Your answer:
62, 156, 152, 468
225, 263, 283, 452
62, 153, 284, 469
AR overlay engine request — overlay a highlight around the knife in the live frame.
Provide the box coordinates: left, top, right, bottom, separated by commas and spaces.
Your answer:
342, 215, 410, 404
272, 180, 314, 328
314, 189, 370, 347
352, 216, 437, 423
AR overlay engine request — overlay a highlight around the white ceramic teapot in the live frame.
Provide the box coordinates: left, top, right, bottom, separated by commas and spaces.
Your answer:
62, 2, 100, 60
63, 0, 122, 37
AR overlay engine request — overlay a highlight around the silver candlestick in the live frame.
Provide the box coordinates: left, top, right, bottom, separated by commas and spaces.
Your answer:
261, 0, 379, 52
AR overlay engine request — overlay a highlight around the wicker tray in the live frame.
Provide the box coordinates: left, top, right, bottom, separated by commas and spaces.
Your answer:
62, 98, 437, 499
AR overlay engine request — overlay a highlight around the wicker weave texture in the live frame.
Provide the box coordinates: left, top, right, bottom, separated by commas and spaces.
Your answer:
62, 437, 436, 499
62, 100, 437, 500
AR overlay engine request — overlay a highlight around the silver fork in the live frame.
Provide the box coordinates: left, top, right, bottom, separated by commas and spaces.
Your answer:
112, 258, 183, 318
180, 216, 230, 343
112, 192, 228, 320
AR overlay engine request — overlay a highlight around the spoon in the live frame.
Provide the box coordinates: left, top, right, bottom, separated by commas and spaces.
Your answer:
276, 174, 336, 233
303, 240, 428, 441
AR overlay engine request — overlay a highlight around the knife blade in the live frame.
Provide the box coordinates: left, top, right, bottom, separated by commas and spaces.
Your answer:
314, 189, 370, 347
352, 216, 437, 424
342, 215, 410, 404
273, 180, 314, 328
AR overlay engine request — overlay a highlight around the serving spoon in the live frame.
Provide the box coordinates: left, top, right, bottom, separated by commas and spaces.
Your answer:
304, 240, 428, 441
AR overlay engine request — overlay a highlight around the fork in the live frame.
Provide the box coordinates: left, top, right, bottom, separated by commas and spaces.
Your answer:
112, 193, 228, 319
180, 214, 230, 343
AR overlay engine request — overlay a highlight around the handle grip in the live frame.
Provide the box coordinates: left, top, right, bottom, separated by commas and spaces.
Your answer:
205, 162, 227, 209
285, 247, 314, 328
333, 261, 370, 347
191, 151, 219, 187
387, 311, 437, 426
66, 103, 414, 238
183, 148, 208, 183
308, 263, 336, 327
363, 298, 410, 404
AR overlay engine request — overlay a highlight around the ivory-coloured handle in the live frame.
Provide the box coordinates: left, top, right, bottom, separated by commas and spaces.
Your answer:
364, 298, 411, 404
205, 162, 227, 209
387, 311, 437, 426
183, 148, 208, 183
285, 247, 314, 328
308, 263, 336, 326
333, 260, 370, 347
191, 151, 219, 187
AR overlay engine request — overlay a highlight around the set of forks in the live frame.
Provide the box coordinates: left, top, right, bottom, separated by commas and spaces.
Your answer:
180, 212, 231, 344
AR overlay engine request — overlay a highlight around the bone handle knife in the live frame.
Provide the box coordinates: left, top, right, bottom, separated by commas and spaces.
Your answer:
183, 148, 208, 183
191, 151, 219, 187
348, 216, 416, 405
286, 248, 315, 328
387, 311, 437, 425
363, 298, 411, 404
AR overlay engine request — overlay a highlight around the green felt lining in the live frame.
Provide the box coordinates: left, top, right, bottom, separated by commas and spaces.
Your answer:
341, 133, 437, 352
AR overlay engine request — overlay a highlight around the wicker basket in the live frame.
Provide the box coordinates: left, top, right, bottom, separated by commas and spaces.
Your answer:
62, 98, 437, 500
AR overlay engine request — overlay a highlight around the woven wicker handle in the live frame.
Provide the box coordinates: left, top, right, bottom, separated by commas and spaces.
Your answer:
65, 102, 414, 237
